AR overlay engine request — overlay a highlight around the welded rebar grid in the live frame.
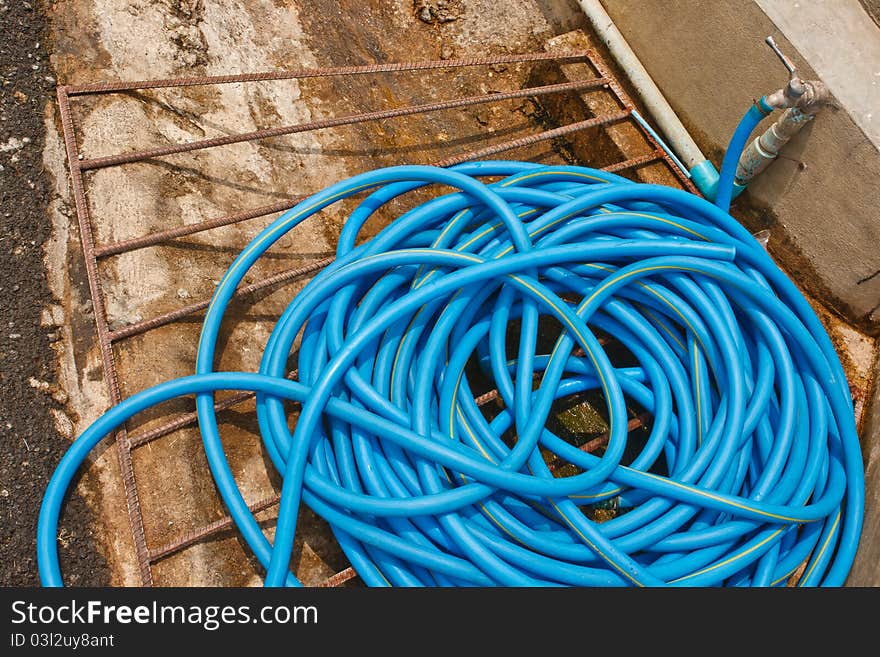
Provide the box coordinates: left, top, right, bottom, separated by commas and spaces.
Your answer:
56, 49, 693, 587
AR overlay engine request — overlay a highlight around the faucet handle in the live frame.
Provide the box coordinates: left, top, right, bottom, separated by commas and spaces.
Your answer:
765, 36, 797, 76
765, 36, 805, 101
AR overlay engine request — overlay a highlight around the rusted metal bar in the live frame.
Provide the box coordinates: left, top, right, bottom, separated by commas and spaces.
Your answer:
104, 111, 628, 345
436, 110, 631, 167
148, 495, 281, 563
581, 413, 650, 454
130, 369, 298, 449
56, 87, 155, 586
65, 51, 592, 95
584, 51, 699, 194
94, 198, 304, 258
94, 100, 631, 264
128, 390, 256, 448
58, 47, 696, 586
107, 257, 333, 342
318, 568, 358, 587
547, 412, 651, 473
80, 78, 610, 171
152, 499, 358, 587
601, 149, 664, 173
94, 81, 618, 262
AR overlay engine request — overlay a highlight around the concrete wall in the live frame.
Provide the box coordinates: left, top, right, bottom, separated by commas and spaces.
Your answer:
597, 0, 880, 328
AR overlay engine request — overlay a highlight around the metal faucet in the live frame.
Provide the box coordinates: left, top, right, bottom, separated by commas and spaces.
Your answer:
734, 36, 833, 188
763, 36, 829, 113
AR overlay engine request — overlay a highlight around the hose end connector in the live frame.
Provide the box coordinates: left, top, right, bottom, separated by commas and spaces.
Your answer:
690, 159, 746, 203
689, 159, 719, 199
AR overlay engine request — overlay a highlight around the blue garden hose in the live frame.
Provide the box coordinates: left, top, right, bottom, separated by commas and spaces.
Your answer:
713, 98, 773, 212
38, 103, 864, 587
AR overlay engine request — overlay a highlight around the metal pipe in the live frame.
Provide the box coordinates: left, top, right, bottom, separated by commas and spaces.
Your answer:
734, 38, 832, 190
575, 0, 716, 194
735, 107, 812, 185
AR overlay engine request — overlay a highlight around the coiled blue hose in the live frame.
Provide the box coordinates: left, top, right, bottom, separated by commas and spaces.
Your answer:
38, 108, 864, 587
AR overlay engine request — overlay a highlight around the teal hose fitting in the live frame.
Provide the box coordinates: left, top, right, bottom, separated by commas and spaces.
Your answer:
690, 159, 748, 204
690, 97, 773, 204
688, 159, 721, 200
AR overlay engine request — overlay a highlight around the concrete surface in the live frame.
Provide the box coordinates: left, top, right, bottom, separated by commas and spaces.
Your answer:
600, 0, 880, 328
757, 0, 880, 149
41, 0, 589, 586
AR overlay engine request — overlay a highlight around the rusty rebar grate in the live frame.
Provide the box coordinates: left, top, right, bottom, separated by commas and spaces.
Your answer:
55, 49, 693, 586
